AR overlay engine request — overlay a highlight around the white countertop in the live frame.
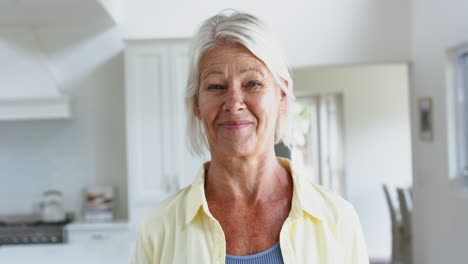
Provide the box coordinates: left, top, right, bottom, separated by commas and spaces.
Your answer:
0, 221, 136, 264
0, 242, 134, 264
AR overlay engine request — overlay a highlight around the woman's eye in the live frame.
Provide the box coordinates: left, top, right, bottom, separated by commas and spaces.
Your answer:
207, 84, 223, 90
247, 81, 261, 88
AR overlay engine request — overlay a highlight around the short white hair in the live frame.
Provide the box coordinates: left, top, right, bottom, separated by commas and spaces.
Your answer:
185, 10, 295, 156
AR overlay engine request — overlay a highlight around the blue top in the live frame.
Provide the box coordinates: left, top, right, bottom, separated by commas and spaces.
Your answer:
226, 242, 284, 264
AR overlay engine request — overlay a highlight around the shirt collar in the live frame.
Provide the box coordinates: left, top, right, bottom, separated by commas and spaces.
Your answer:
185, 158, 326, 225
185, 162, 211, 225
280, 158, 326, 221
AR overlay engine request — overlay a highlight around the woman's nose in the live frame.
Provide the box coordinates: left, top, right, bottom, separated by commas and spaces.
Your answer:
223, 85, 245, 112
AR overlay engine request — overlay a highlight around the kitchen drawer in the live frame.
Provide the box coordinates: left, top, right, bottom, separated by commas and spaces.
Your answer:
65, 221, 132, 244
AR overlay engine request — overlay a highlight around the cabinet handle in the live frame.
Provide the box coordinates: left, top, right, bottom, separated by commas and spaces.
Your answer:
91, 234, 108, 240
163, 174, 181, 192
172, 175, 180, 190
163, 177, 171, 193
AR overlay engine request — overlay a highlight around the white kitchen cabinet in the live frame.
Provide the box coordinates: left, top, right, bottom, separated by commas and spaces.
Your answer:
65, 221, 132, 244
125, 39, 206, 226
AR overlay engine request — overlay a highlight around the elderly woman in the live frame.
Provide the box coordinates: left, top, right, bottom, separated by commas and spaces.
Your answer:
133, 10, 369, 264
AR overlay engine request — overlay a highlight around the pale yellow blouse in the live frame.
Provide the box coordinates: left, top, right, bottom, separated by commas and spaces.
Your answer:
132, 158, 369, 264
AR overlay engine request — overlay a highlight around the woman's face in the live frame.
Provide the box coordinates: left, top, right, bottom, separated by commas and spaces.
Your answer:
196, 43, 286, 157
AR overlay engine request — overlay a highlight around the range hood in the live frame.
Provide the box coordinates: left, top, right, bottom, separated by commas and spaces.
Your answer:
0, 96, 71, 121
0, 27, 71, 121
0, 0, 118, 121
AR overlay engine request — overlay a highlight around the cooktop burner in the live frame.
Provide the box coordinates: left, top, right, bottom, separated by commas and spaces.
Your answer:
0, 214, 72, 246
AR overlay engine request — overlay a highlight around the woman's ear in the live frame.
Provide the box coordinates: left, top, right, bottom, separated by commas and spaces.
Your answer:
279, 80, 288, 114
194, 103, 201, 120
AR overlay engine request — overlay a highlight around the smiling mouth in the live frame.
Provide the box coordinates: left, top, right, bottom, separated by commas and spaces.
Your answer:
218, 121, 253, 130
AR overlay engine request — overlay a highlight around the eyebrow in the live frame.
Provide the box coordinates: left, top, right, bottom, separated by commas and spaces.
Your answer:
201, 70, 224, 80
239, 67, 263, 75
201, 66, 265, 81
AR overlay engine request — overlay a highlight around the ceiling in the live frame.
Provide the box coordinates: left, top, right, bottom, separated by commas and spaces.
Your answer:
0, 0, 111, 25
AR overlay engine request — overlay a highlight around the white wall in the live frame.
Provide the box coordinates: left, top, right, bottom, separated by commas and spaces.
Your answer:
293, 64, 413, 260
100, 0, 410, 67
0, 20, 128, 220
411, 1, 468, 263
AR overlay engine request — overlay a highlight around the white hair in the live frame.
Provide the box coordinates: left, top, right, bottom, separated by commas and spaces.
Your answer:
185, 9, 296, 156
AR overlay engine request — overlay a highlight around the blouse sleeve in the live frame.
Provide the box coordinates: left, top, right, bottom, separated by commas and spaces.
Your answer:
132, 222, 154, 264
340, 202, 370, 264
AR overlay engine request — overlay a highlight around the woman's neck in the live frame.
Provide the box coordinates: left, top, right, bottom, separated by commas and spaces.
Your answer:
205, 151, 290, 204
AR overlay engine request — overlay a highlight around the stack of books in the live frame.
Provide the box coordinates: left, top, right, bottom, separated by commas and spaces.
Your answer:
83, 185, 114, 222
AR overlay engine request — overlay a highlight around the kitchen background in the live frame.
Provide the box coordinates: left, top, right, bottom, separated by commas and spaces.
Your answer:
0, 13, 128, 220
1, 0, 467, 264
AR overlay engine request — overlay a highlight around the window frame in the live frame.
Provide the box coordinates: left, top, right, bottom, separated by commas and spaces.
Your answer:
448, 45, 468, 190
455, 48, 468, 187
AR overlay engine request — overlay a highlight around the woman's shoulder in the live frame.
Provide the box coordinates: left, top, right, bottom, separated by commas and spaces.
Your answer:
139, 185, 192, 231
298, 175, 358, 224
139, 164, 207, 233
311, 181, 351, 208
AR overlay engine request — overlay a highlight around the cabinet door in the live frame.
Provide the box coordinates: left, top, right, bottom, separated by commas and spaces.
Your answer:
126, 41, 171, 206
125, 40, 205, 224
167, 42, 189, 190
169, 42, 209, 188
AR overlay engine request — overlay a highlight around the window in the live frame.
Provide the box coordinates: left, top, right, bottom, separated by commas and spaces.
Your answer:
455, 48, 468, 187
292, 94, 346, 197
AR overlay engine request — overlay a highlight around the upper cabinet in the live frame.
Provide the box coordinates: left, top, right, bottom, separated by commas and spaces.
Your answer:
125, 39, 206, 226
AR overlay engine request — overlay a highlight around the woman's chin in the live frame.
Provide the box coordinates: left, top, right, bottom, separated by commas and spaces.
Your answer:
213, 142, 258, 158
